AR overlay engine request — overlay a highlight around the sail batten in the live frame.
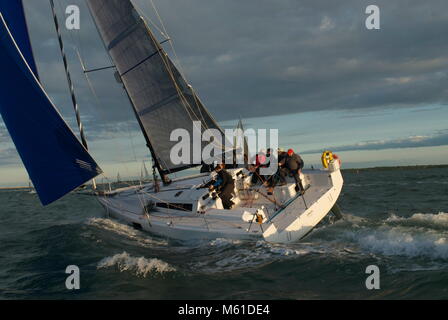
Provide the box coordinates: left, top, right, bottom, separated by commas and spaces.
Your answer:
86, 0, 224, 176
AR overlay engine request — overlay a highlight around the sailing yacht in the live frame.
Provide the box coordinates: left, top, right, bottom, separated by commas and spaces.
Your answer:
140, 161, 151, 183
28, 179, 36, 194
0, 0, 343, 244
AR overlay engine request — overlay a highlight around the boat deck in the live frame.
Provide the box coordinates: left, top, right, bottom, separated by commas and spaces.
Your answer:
96, 168, 341, 242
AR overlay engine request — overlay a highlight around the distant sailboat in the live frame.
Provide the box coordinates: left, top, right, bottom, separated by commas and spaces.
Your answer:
28, 178, 36, 194
0, 0, 343, 243
234, 118, 250, 164
140, 161, 151, 183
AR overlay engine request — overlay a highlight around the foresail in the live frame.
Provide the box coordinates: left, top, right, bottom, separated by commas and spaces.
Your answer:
86, 0, 224, 175
0, 14, 102, 205
0, 0, 38, 78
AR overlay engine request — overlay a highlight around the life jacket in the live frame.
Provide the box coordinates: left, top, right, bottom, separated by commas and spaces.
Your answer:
255, 154, 267, 167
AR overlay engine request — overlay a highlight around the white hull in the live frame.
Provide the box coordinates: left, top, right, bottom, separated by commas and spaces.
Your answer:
97, 161, 343, 243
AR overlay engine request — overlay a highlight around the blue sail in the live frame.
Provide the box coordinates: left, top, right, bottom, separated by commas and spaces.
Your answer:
0, 0, 38, 78
0, 13, 102, 205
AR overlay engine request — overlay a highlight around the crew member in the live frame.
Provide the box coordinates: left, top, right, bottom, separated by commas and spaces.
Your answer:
264, 148, 287, 194
265, 148, 273, 167
209, 163, 235, 209
249, 152, 267, 185
277, 148, 288, 185
285, 149, 305, 193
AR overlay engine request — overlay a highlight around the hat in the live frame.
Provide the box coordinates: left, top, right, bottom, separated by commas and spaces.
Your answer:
287, 149, 294, 155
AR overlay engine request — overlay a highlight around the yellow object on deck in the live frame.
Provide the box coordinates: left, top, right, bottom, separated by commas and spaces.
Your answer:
321, 151, 334, 168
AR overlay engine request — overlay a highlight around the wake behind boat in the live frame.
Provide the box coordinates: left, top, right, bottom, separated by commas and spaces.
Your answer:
0, 0, 344, 244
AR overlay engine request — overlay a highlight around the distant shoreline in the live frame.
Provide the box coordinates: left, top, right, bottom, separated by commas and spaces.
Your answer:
0, 186, 32, 190
1, 164, 447, 189
342, 164, 448, 172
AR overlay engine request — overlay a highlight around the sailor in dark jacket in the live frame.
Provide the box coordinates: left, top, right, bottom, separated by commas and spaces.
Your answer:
209, 164, 235, 209
277, 148, 289, 185
284, 149, 305, 193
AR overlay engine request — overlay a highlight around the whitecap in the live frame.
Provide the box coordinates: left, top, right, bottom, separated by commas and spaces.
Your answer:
86, 218, 168, 247
209, 238, 243, 247
342, 228, 448, 260
386, 212, 448, 228
97, 252, 176, 277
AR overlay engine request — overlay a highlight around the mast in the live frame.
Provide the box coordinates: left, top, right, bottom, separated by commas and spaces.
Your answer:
49, 0, 97, 189
82, 3, 168, 184
85, 0, 224, 183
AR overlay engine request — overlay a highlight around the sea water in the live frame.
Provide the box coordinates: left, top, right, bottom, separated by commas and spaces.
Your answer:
0, 167, 447, 299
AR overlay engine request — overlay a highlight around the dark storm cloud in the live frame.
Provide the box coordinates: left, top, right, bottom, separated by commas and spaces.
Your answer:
1, 0, 448, 162
22, 0, 448, 123
145, 0, 448, 119
302, 130, 448, 154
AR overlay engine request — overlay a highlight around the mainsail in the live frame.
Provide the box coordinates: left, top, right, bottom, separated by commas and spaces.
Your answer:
86, 0, 224, 177
0, 12, 102, 205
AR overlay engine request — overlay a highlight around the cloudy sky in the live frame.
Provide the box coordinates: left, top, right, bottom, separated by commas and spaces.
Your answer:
1, 0, 448, 186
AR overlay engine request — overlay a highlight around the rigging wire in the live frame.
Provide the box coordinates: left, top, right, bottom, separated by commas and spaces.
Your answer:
131, 0, 169, 41
81, 2, 162, 182
147, 0, 188, 81
86, 0, 228, 181
141, 18, 226, 151
145, 0, 227, 140
62, 1, 147, 187
49, 0, 89, 149
133, 0, 226, 152
134, 1, 194, 98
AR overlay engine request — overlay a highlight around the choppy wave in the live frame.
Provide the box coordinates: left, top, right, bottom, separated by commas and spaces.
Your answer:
386, 212, 448, 228
186, 237, 357, 274
389, 263, 447, 274
341, 227, 448, 260
97, 252, 176, 277
86, 218, 168, 247
209, 238, 243, 247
